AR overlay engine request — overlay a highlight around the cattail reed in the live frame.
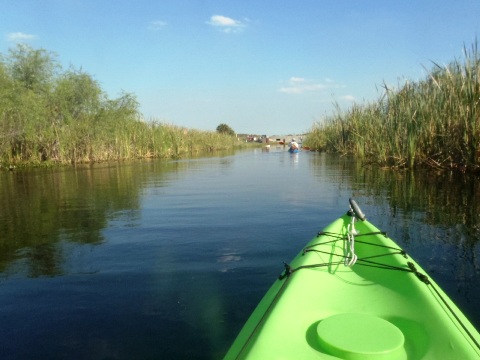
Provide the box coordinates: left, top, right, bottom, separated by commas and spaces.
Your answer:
305, 41, 480, 172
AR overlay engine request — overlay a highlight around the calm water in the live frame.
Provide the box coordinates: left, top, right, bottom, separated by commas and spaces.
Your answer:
1, 147, 479, 359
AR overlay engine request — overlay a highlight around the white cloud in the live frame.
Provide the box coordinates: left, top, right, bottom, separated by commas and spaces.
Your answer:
207, 15, 246, 33
6, 32, 37, 42
341, 95, 356, 102
149, 20, 167, 31
210, 15, 238, 26
278, 77, 327, 94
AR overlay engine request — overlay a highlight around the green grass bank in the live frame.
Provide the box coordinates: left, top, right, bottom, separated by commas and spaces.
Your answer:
0, 44, 246, 168
304, 41, 480, 173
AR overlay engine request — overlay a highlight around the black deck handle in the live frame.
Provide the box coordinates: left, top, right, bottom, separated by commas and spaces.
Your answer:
349, 198, 366, 221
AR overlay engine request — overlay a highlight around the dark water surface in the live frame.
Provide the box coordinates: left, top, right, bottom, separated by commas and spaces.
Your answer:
1, 148, 479, 359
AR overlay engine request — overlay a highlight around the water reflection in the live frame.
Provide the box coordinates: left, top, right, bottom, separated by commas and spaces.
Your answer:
310, 153, 480, 237
0, 160, 187, 277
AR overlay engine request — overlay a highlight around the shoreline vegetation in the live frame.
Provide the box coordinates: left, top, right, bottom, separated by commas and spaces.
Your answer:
0, 44, 248, 169
3, 41, 479, 173
304, 41, 480, 173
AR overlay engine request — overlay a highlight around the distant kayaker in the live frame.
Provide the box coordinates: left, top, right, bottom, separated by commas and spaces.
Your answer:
290, 139, 299, 151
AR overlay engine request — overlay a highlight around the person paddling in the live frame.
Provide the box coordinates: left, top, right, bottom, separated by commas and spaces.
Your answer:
289, 139, 299, 151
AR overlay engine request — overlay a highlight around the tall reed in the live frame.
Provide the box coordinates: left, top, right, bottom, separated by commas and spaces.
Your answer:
305, 41, 480, 172
0, 45, 240, 167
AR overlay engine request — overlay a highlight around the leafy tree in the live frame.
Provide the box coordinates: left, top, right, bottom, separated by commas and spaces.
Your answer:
5, 44, 58, 93
53, 68, 102, 122
104, 91, 139, 121
216, 123, 235, 136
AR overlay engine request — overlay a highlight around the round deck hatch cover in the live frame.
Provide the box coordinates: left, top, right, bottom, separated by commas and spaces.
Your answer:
317, 313, 406, 360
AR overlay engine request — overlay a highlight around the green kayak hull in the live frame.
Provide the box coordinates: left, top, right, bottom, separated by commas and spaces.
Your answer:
225, 206, 480, 359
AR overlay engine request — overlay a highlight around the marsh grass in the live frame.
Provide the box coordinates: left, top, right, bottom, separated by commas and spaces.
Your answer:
0, 45, 240, 168
305, 41, 480, 172
4, 120, 240, 167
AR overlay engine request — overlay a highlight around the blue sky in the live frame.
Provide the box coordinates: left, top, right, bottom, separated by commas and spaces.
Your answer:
1, 1, 479, 135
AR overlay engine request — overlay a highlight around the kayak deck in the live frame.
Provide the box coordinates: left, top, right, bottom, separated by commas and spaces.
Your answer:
225, 211, 480, 359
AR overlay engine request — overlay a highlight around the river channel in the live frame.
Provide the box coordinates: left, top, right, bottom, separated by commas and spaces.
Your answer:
0, 147, 479, 359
